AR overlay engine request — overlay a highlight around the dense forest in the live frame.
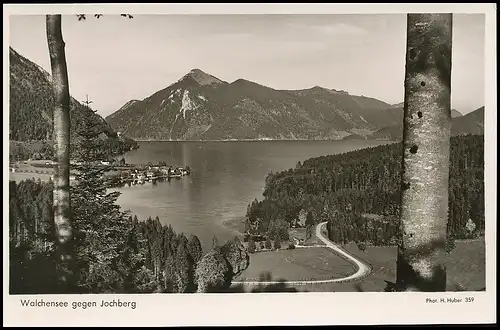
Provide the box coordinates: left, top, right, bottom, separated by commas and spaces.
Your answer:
9, 136, 137, 162
246, 134, 484, 246
9, 179, 249, 294
9, 109, 248, 294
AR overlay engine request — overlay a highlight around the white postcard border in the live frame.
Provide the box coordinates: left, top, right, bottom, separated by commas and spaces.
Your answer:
3, 3, 497, 327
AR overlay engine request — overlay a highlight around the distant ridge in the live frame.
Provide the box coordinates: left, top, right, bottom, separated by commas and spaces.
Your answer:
106, 68, 402, 141
98, 68, 482, 142
370, 106, 484, 141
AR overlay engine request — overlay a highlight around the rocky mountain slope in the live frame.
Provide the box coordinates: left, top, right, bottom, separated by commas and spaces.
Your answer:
9, 47, 136, 160
106, 69, 406, 141
107, 68, 477, 142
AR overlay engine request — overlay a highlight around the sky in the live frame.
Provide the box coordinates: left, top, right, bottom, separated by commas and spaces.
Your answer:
9, 14, 485, 117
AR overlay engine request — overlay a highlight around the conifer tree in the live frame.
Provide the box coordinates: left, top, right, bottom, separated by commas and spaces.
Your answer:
163, 255, 177, 293
174, 240, 191, 293
273, 236, 281, 250
119, 218, 148, 292
265, 237, 272, 250
70, 103, 129, 292
305, 211, 315, 240
186, 234, 203, 291
187, 235, 203, 265
247, 238, 256, 254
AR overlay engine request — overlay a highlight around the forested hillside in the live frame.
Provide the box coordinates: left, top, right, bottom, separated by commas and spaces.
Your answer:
9, 179, 248, 294
246, 134, 484, 245
9, 47, 137, 160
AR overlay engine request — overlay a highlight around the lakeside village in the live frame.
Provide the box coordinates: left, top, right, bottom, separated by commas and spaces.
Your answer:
104, 160, 192, 187
9, 158, 192, 188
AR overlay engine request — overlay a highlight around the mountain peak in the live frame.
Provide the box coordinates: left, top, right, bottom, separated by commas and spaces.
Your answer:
329, 88, 349, 95
181, 68, 224, 86
119, 99, 140, 111
188, 68, 206, 75
231, 78, 258, 85
305, 86, 350, 96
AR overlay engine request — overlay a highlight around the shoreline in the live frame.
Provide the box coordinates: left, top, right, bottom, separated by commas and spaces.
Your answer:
222, 217, 246, 235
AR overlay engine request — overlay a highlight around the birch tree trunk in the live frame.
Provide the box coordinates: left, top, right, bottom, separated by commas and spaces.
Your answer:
396, 14, 453, 292
46, 14, 74, 292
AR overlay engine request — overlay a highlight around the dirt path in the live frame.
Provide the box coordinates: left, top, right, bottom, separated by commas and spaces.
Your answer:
232, 221, 372, 286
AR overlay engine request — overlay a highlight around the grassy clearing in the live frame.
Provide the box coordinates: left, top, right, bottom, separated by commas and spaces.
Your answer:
340, 239, 485, 292
9, 161, 54, 182
280, 238, 486, 292
234, 247, 355, 282
444, 239, 486, 291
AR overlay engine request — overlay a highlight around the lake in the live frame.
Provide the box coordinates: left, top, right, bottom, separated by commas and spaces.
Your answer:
116, 140, 394, 252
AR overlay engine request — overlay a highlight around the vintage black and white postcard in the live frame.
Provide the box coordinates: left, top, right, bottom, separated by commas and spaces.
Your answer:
3, 3, 496, 327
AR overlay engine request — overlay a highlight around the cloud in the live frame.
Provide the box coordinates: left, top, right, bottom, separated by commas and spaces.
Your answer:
310, 22, 367, 35
201, 31, 256, 42
275, 40, 329, 53
197, 30, 328, 56
287, 21, 367, 35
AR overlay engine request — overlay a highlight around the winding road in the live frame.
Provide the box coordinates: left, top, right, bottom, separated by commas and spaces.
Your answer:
231, 222, 372, 286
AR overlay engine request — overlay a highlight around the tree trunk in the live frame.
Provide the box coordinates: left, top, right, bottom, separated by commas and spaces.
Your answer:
396, 14, 453, 292
46, 14, 74, 292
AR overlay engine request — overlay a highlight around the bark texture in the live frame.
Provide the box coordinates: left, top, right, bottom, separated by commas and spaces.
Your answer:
396, 14, 453, 292
46, 15, 75, 291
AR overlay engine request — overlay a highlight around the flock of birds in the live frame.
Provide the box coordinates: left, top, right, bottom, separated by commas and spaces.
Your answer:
76, 14, 134, 21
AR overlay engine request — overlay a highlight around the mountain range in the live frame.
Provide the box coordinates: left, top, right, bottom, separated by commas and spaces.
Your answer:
371, 106, 484, 141
9, 47, 136, 160
8, 47, 484, 146
106, 69, 483, 141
